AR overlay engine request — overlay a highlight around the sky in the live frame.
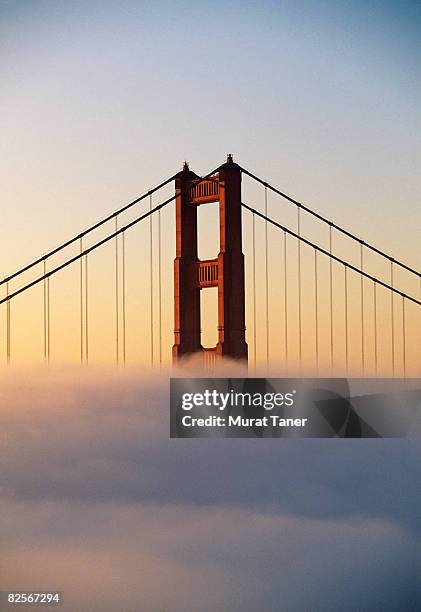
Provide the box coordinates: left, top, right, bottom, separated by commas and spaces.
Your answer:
1, 5, 420, 607
1, 0, 420, 369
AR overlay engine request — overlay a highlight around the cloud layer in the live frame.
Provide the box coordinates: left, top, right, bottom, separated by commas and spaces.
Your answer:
1, 367, 419, 611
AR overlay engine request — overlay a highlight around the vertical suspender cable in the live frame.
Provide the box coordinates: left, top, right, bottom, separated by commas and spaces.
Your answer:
402, 296, 406, 378
158, 208, 162, 367
329, 225, 333, 372
374, 281, 378, 376
6, 281, 10, 364
115, 216, 119, 365
150, 194, 154, 367
85, 254, 88, 364
265, 187, 269, 367
43, 258, 50, 363
314, 249, 318, 373
79, 237, 83, 364
391, 260, 395, 376
360, 242, 365, 374
122, 232, 126, 365
284, 230, 288, 371
297, 207, 302, 369
252, 211, 257, 370
43, 259, 47, 362
344, 265, 348, 376
47, 275, 50, 362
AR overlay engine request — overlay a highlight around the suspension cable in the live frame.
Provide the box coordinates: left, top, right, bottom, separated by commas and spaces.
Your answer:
43, 258, 50, 363
79, 237, 83, 364
150, 194, 154, 367
85, 254, 88, 364
122, 231, 126, 366
314, 248, 318, 373
239, 165, 421, 281
374, 280, 378, 376
344, 265, 348, 375
0, 167, 223, 309
6, 281, 10, 364
284, 230, 288, 371
265, 186, 269, 367
252, 211, 257, 369
329, 225, 333, 372
47, 276, 50, 361
43, 258, 48, 363
0, 166, 221, 305
115, 216, 119, 366
298, 207, 302, 369
0, 165, 223, 366
391, 261, 395, 376
240, 203, 421, 307
0, 174, 178, 288
158, 208, 162, 367
402, 296, 406, 378
361, 242, 365, 375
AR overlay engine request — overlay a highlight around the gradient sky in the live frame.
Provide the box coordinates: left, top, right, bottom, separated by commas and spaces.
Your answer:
1, 0, 420, 367
1, 6, 421, 607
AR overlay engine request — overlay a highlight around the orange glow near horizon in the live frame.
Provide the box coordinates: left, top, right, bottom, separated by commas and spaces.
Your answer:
1, 180, 419, 377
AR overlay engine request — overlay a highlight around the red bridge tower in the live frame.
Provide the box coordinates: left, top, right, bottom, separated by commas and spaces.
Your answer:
172, 155, 248, 364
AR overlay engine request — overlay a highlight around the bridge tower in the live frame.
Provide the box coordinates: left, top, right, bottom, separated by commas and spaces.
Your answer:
172, 155, 248, 364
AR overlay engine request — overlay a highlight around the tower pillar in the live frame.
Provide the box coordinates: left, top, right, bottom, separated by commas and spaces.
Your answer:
172, 163, 201, 360
173, 156, 247, 364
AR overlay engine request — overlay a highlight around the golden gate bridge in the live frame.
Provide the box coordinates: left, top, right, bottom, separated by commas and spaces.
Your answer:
1, 155, 420, 375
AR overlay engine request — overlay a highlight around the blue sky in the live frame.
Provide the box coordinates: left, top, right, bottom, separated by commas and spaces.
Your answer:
1, 0, 420, 274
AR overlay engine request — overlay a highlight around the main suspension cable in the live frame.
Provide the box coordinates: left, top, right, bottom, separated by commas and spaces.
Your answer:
240, 165, 421, 281
240, 203, 421, 307
0, 174, 178, 288
0, 166, 223, 308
